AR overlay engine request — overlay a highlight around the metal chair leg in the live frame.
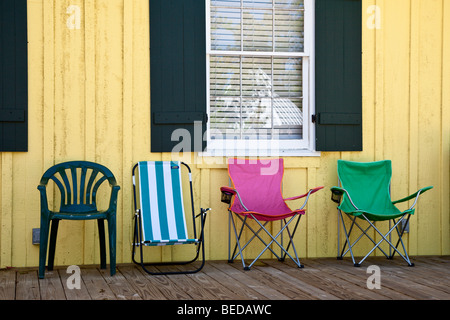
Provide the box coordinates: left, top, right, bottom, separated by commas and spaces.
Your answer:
228, 212, 303, 270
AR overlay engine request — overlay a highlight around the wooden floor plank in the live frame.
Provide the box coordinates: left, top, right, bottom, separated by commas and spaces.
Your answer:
15, 270, 40, 300
153, 264, 220, 300
38, 269, 66, 300
247, 261, 334, 300
203, 262, 268, 300
260, 260, 349, 300
57, 268, 91, 300
361, 257, 450, 299
209, 261, 291, 300
308, 258, 415, 300
381, 258, 450, 295
2, 257, 449, 300
314, 257, 446, 300
272, 259, 391, 300
133, 264, 197, 300
100, 268, 142, 300
81, 267, 117, 300
175, 264, 245, 300
0, 269, 15, 300
118, 265, 169, 300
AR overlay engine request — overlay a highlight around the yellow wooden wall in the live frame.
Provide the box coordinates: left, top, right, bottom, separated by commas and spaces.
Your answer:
0, 0, 448, 269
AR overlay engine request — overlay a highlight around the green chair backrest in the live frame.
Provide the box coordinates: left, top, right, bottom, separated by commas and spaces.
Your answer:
39, 161, 117, 213
337, 160, 394, 214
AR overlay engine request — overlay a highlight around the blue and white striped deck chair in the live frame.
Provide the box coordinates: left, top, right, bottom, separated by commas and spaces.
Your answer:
132, 161, 210, 275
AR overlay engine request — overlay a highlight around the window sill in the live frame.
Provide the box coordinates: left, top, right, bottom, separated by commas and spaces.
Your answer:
199, 139, 320, 158
195, 151, 321, 169
199, 148, 321, 158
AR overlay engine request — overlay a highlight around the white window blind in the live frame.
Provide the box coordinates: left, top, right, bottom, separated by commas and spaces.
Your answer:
207, 0, 312, 154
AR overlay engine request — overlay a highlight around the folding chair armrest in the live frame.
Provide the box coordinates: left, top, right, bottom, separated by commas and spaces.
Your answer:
284, 186, 324, 201
285, 186, 324, 210
220, 186, 236, 195
220, 186, 249, 211
392, 186, 433, 209
196, 208, 211, 218
220, 186, 235, 205
331, 186, 344, 203
195, 208, 211, 243
330, 186, 360, 210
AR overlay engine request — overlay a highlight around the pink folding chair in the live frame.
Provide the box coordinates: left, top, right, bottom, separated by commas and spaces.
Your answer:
220, 158, 323, 270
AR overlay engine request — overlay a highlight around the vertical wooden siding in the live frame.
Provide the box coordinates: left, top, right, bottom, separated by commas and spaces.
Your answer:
0, 0, 448, 268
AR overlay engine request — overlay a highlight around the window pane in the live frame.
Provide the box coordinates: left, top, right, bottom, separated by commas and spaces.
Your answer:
274, 10, 304, 52
211, 0, 241, 7
211, 1, 305, 53
243, 9, 273, 51
211, 7, 241, 50
210, 97, 241, 139
242, 97, 273, 139
210, 56, 240, 96
273, 57, 302, 97
242, 57, 272, 97
273, 98, 303, 139
243, 0, 273, 9
274, 0, 304, 9
273, 57, 303, 139
210, 56, 241, 140
209, 56, 304, 140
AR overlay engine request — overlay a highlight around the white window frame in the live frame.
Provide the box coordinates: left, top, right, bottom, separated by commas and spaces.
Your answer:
202, 0, 318, 157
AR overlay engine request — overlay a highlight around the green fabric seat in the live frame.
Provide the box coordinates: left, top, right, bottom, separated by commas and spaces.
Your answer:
331, 160, 432, 221
331, 160, 432, 266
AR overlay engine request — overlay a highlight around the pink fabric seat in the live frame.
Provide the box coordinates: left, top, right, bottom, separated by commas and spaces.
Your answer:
220, 158, 323, 270
222, 158, 322, 221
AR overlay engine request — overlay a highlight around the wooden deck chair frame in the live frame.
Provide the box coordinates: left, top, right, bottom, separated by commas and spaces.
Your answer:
132, 161, 210, 275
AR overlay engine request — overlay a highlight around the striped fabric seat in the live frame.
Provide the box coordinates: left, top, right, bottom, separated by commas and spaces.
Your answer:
137, 161, 198, 246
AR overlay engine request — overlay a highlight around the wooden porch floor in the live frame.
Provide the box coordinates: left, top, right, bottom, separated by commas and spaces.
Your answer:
1, 256, 449, 301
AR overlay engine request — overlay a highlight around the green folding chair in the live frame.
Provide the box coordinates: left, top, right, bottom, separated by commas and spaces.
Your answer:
331, 160, 433, 267
132, 161, 210, 275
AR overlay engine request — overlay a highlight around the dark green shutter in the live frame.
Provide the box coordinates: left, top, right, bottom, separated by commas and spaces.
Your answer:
315, 0, 362, 151
150, 0, 207, 153
0, 0, 28, 152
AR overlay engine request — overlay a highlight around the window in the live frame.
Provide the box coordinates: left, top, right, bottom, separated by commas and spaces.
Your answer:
149, 0, 362, 154
206, 0, 315, 156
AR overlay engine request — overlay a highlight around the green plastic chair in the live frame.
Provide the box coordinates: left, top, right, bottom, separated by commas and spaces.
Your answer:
331, 160, 432, 267
37, 161, 120, 279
